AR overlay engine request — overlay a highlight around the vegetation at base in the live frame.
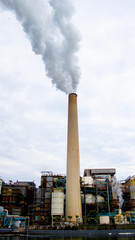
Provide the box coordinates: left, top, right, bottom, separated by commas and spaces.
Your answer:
28, 223, 135, 230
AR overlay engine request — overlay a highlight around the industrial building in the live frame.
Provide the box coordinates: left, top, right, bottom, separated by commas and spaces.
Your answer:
0, 181, 35, 216
121, 176, 135, 212
28, 171, 66, 225
82, 168, 119, 224
0, 167, 134, 226
0, 169, 135, 226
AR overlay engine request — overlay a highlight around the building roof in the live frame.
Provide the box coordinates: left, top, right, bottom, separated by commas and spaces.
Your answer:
84, 168, 116, 176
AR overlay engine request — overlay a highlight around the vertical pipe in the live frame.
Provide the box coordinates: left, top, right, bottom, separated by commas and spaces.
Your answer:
66, 93, 82, 222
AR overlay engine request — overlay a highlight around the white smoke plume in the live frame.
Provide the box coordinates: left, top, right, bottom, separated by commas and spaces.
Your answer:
0, 0, 81, 94
117, 181, 124, 209
112, 177, 124, 209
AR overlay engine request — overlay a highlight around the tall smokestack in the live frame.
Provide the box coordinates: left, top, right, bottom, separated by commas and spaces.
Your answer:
66, 93, 82, 222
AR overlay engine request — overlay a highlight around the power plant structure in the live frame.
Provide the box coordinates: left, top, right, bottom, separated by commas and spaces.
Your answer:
66, 93, 82, 222
1, 94, 135, 227
1, 170, 135, 227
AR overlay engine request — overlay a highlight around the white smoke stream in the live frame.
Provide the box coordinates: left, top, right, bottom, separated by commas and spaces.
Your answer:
117, 181, 124, 209
112, 177, 124, 209
0, 0, 81, 94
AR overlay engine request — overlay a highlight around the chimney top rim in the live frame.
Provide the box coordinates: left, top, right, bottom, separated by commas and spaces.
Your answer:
69, 93, 77, 97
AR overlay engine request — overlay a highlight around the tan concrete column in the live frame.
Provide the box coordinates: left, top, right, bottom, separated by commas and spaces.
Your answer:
66, 93, 82, 222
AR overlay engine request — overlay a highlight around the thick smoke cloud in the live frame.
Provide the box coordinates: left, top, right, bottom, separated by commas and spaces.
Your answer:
0, 0, 81, 94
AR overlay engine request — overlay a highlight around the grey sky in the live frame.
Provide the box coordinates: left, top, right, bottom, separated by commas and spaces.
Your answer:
0, 0, 135, 186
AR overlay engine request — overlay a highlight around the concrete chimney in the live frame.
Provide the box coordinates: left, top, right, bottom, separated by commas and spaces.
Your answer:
66, 93, 82, 222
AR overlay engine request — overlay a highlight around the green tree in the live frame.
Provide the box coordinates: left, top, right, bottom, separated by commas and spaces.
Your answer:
68, 216, 72, 223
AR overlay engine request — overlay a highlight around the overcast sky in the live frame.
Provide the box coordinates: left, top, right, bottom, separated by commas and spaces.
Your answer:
0, 0, 135, 186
